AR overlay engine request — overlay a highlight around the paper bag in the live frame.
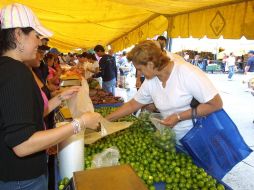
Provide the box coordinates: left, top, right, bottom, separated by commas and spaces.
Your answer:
84, 118, 133, 144
67, 78, 94, 118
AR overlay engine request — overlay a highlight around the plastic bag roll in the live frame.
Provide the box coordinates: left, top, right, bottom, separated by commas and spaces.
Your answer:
57, 122, 84, 179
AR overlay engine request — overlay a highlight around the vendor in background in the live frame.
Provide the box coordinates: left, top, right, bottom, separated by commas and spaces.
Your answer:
86, 53, 100, 79
76, 52, 87, 75
87, 53, 102, 87
106, 40, 222, 144
94, 45, 117, 95
0, 3, 101, 189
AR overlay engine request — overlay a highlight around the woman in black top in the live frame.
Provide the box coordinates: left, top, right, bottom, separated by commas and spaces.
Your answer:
0, 3, 101, 190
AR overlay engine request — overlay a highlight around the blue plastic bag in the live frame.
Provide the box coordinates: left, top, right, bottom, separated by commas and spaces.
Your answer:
180, 109, 252, 179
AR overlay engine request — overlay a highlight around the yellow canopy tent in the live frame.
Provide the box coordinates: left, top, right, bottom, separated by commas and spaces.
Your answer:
1, 0, 253, 52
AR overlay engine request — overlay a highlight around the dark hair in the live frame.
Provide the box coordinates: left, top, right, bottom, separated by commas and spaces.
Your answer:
127, 40, 170, 71
94, 45, 105, 52
44, 53, 54, 62
157, 35, 167, 42
87, 53, 97, 61
122, 51, 126, 56
0, 27, 34, 55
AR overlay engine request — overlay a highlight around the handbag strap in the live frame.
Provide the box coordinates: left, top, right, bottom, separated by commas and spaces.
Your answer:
191, 107, 198, 126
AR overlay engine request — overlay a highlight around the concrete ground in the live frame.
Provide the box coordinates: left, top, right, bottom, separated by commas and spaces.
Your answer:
208, 73, 254, 190
119, 72, 254, 190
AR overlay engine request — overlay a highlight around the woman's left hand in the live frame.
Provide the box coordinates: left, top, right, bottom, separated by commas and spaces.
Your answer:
60, 86, 81, 100
160, 114, 179, 128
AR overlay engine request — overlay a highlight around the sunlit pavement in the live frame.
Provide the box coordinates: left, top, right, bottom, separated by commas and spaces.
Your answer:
206, 73, 254, 190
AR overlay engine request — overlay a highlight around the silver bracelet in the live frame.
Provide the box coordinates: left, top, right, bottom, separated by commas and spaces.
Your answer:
71, 118, 84, 134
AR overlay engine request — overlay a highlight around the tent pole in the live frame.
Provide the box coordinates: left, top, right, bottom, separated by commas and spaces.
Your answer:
167, 38, 173, 52
166, 16, 173, 52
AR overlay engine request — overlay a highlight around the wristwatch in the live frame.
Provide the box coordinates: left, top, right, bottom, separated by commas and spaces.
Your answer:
176, 113, 182, 121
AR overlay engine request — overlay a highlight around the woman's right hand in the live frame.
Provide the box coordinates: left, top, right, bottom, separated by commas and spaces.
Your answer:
79, 112, 102, 130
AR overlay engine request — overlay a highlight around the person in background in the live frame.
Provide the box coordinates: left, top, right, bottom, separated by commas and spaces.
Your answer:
106, 40, 222, 145
227, 52, 236, 80
221, 53, 227, 73
49, 48, 62, 73
135, 70, 145, 90
68, 53, 76, 66
76, 52, 87, 75
58, 53, 66, 64
236, 56, 244, 72
77, 52, 88, 65
0, 4, 102, 189
94, 45, 117, 95
86, 53, 102, 87
85, 53, 99, 79
41, 37, 49, 46
118, 51, 131, 88
245, 50, 254, 74
45, 53, 61, 91
28, 50, 75, 190
191, 54, 200, 67
183, 52, 190, 62
244, 50, 254, 88
108, 48, 114, 57
157, 35, 167, 52
33, 45, 51, 84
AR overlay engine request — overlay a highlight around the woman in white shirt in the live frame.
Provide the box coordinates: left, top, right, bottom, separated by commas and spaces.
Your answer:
106, 40, 222, 143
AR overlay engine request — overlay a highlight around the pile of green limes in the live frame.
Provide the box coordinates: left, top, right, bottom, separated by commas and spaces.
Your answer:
83, 107, 226, 190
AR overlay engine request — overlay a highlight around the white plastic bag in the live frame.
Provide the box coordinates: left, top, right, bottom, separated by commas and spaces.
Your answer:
67, 77, 94, 118
149, 113, 176, 152
149, 113, 165, 132
91, 147, 120, 168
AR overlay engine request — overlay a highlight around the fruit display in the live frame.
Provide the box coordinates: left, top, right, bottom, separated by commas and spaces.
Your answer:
95, 107, 136, 122
90, 89, 124, 105
153, 129, 176, 152
83, 107, 226, 190
58, 177, 70, 190
87, 78, 100, 89
176, 50, 214, 60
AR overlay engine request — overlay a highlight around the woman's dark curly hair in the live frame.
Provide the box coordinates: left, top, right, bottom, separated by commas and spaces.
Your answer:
0, 26, 34, 55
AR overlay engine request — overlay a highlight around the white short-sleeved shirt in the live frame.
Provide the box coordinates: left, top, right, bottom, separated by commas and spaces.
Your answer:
134, 55, 218, 143
83, 61, 99, 79
227, 56, 235, 66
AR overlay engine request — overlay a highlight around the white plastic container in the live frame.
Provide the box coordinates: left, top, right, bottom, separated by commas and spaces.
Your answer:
56, 122, 84, 179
